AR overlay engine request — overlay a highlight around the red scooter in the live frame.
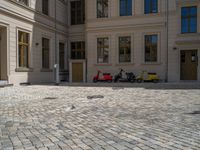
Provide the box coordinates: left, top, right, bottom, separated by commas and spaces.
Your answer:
93, 70, 113, 83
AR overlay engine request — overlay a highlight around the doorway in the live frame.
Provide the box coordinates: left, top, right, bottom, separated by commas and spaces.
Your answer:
0, 27, 8, 80
180, 50, 198, 80
72, 63, 83, 82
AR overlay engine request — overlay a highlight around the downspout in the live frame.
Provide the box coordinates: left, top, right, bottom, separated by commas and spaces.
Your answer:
55, 0, 60, 84
165, 0, 169, 82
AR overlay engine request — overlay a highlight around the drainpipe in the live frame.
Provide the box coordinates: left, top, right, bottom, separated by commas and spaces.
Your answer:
165, 0, 169, 82
54, 0, 60, 85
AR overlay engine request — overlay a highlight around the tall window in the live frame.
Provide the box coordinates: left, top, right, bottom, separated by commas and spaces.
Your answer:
144, 0, 158, 14
97, 0, 108, 18
42, 38, 50, 69
71, 42, 85, 59
119, 36, 131, 63
71, 0, 85, 25
120, 0, 132, 16
59, 43, 65, 70
18, 31, 29, 68
42, 0, 49, 15
145, 35, 158, 62
181, 6, 197, 33
97, 38, 109, 63
16, 0, 29, 6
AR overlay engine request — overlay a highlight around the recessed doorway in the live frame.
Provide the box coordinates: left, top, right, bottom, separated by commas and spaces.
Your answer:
180, 50, 198, 80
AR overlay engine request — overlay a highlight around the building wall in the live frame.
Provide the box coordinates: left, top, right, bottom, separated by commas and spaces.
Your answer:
168, 0, 200, 82
0, 0, 68, 85
85, 0, 168, 82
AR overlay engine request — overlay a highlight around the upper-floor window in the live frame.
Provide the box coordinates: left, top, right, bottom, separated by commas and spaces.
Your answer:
97, 37, 109, 63
97, 0, 108, 18
145, 34, 158, 62
144, 0, 158, 14
71, 0, 85, 25
120, 0, 132, 16
181, 6, 197, 33
71, 42, 85, 59
18, 31, 30, 68
42, 0, 49, 15
119, 36, 131, 63
16, 0, 29, 6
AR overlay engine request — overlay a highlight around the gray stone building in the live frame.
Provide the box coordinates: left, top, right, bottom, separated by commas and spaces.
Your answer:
0, 0, 199, 85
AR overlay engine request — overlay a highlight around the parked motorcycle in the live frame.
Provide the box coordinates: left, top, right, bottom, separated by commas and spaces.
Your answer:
114, 69, 136, 83
136, 71, 159, 83
93, 70, 113, 83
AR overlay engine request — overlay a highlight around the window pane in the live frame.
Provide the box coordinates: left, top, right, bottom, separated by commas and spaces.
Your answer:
97, 38, 109, 63
145, 35, 157, 62
190, 18, 197, 33
97, 0, 108, 18
145, 0, 158, 14
181, 6, 197, 33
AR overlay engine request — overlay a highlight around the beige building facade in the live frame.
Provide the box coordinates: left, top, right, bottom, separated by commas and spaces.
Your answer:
0, 0, 200, 85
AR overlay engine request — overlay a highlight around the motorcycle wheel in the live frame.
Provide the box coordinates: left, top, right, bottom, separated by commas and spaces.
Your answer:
93, 79, 98, 83
130, 79, 135, 83
137, 79, 142, 83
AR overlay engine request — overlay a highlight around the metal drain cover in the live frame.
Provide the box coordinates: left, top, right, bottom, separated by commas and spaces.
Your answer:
187, 111, 200, 115
87, 95, 104, 99
44, 97, 57, 100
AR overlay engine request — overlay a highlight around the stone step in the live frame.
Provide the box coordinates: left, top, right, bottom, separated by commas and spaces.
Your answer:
0, 80, 12, 87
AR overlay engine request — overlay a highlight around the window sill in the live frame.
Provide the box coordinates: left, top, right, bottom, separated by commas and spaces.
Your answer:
15, 68, 33, 72
141, 62, 162, 65
94, 63, 112, 66
115, 63, 134, 66
177, 33, 199, 37
40, 69, 53, 72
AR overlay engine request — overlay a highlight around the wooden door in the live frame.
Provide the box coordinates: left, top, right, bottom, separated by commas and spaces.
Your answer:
180, 50, 198, 80
72, 63, 83, 82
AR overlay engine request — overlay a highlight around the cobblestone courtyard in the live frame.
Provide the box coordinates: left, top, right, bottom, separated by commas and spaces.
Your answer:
0, 84, 200, 150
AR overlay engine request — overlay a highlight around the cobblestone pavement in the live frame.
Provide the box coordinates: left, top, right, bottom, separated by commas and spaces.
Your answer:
0, 84, 200, 150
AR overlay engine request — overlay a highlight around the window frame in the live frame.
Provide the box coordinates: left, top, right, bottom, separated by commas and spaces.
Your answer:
16, 0, 29, 6
42, 37, 50, 69
144, 34, 158, 63
118, 36, 131, 63
70, 41, 85, 60
70, 0, 85, 25
181, 6, 197, 34
144, 0, 158, 14
17, 30, 30, 69
97, 37, 109, 64
59, 42, 65, 70
97, 0, 109, 18
119, 0, 132, 16
42, 0, 49, 16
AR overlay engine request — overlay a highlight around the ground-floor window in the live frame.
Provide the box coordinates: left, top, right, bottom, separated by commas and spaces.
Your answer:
59, 42, 65, 70
145, 34, 158, 62
42, 38, 50, 69
18, 31, 30, 68
71, 41, 85, 59
119, 36, 131, 63
97, 37, 109, 63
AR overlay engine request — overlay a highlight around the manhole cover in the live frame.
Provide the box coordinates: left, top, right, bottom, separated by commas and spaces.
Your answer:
44, 97, 57, 100
87, 95, 104, 99
187, 111, 200, 115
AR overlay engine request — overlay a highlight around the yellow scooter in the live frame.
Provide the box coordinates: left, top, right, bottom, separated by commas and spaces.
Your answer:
136, 71, 159, 83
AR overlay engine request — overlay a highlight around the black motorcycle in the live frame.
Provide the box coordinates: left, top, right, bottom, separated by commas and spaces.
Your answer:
114, 69, 136, 83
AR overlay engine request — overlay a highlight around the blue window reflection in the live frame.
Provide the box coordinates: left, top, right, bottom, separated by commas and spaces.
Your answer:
145, 0, 158, 14
181, 6, 197, 33
120, 0, 132, 16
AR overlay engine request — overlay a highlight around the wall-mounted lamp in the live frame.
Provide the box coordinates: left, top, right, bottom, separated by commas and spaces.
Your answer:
35, 43, 39, 46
